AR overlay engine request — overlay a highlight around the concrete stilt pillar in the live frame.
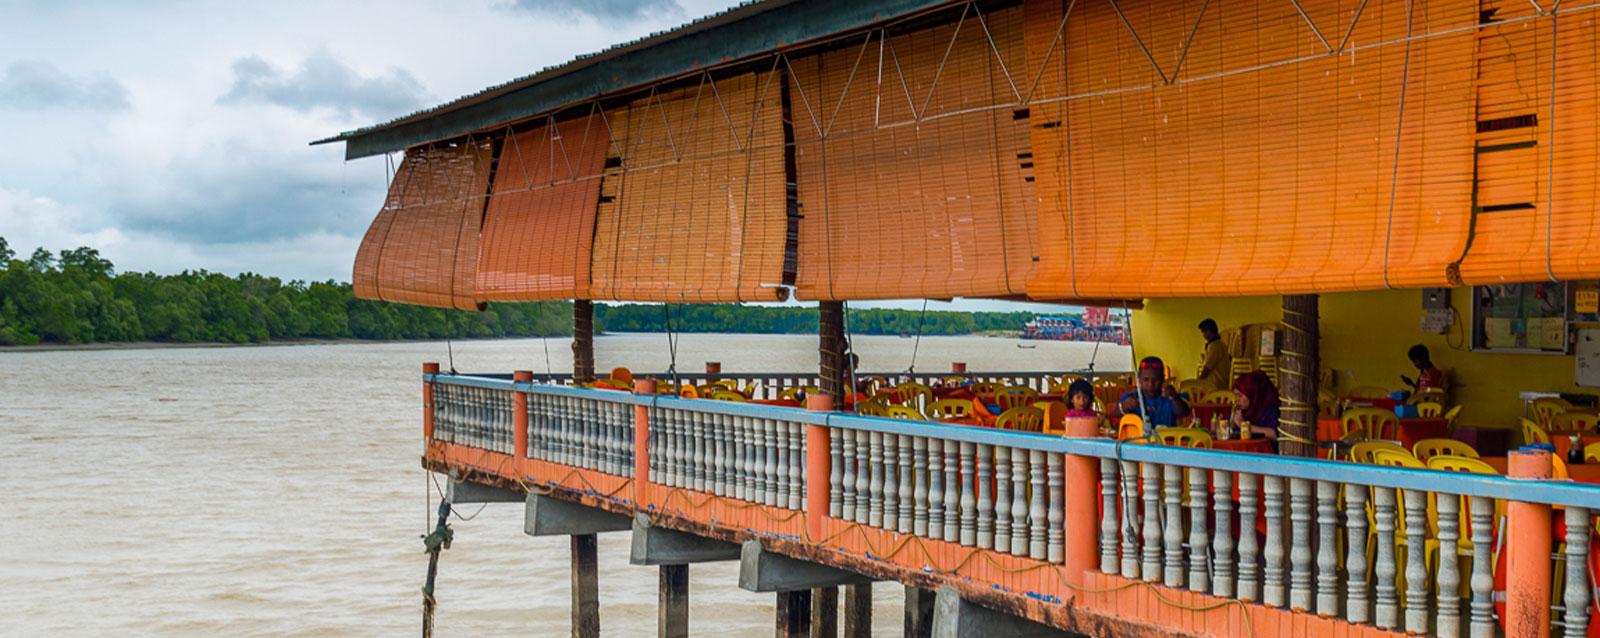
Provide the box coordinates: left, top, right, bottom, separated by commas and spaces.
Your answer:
777, 590, 813, 638
843, 583, 872, 638
659, 564, 688, 638
572, 534, 600, 638
811, 586, 838, 638
905, 586, 936, 638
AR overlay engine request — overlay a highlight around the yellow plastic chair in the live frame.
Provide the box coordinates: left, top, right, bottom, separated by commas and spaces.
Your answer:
1519, 418, 1551, 446
1199, 390, 1236, 405
1157, 427, 1214, 449
994, 386, 1040, 411
1116, 414, 1147, 441
1346, 386, 1391, 399
1318, 400, 1340, 418
1325, 427, 1369, 460
884, 405, 926, 421
1530, 397, 1572, 427
895, 382, 934, 413
1349, 440, 1410, 464
1414, 402, 1443, 418
1583, 442, 1600, 463
1036, 401, 1067, 435
740, 379, 762, 399
926, 399, 974, 421
1549, 412, 1598, 435
1343, 408, 1401, 440
709, 379, 740, 390
996, 406, 1045, 432
1426, 454, 1497, 474
1442, 405, 1464, 428
856, 401, 889, 417
1177, 379, 1212, 401
1412, 438, 1479, 461
969, 381, 1002, 394
1406, 389, 1447, 405
709, 390, 748, 402
1318, 387, 1337, 404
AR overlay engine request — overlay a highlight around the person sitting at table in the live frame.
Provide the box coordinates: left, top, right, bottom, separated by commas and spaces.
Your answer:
1065, 380, 1098, 418
1118, 357, 1190, 427
1400, 344, 1445, 392
1230, 370, 1282, 441
1197, 318, 1229, 392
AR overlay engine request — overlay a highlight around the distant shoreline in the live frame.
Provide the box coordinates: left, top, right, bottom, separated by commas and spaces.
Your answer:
0, 332, 1048, 354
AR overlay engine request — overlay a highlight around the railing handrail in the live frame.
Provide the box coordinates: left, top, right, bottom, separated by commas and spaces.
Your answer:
427, 374, 1600, 508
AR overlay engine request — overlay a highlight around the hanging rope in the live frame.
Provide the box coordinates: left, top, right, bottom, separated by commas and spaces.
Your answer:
907, 299, 929, 374
663, 304, 681, 392
420, 497, 453, 638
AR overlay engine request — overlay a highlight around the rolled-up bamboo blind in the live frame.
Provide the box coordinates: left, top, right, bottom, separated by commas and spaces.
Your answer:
791, 3, 1039, 302
475, 113, 609, 300
352, 140, 492, 310
1025, 0, 1478, 298
587, 69, 790, 302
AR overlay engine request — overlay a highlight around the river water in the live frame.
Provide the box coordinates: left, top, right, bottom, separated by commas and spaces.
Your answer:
0, 333, 1129, 637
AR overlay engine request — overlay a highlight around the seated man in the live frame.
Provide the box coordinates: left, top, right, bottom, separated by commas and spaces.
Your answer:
1400, 344, 1445, 393
1118, 356, 1191, 428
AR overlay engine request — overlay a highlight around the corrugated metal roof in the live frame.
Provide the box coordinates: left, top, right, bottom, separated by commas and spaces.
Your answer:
315, 0, 957, 159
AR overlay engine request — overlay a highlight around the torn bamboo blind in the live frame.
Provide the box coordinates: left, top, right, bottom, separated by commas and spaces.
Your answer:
352, 140, 492, 310
587, 68, 790, 302
475, 112, 609, 301
1025, 0, 1478, 298
791, 2, 1039, 302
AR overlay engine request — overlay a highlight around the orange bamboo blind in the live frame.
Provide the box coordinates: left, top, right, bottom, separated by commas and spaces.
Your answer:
475, 113, 609, 301
790, 3, 1039, 302
1025, 0, 1478, 298
1458, 7, 1600, 283
587, 69, 790, 302
352, 141, 492, 310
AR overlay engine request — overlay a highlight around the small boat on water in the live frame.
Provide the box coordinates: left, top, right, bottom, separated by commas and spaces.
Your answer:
1016, 344, 1037, 349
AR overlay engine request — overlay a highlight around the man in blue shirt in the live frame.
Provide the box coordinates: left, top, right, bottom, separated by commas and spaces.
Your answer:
1118, 356, 1191, 428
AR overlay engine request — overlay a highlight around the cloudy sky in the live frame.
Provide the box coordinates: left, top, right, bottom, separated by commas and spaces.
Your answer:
0, 0, 1075, 313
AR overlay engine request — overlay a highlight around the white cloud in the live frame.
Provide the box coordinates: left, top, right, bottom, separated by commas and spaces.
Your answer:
218, 50, 428, 121
0, 60, 129, 111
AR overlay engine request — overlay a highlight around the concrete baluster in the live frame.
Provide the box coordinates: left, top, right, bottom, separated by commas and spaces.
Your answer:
898, 434, 914, 533
1566, 506, 1592, 638
1262, 475, 1286, 607
913, 436, 930, 536
942, 440, 960, 542
1010, 447, 1031, 557
855, 430, 871, 524
1437, 491, 1462, 638
840, 427, 856, 518
1038, 450, 1057, 562
838, 422, 851, 518
1163, 464, 1184, 588
976, 444, 994, 549
764, 419, 780, 506
1468, 495, 1494, 638
1188, 466, 1210, 593
1316, 480, 1340, 616
994, 446, 1012, 552
926, 438, 943, 540
1213, 470, 1235, 598
1289, 478, 1313, 611
1405, 489, 1430, 633
790, 422, 805, 510
959, 441, 977, 546
1373, 486, 1399, 629
736, 416, 753, 501
1347, 485, 1371, 624
1237, 472, 1260, 601
1121, 460, 1142, 579
691, 412, 707, 492
1141, 462, 1161, 582
776, 419, 792, 507
868, 431, 885, 528
882, 435, 900, 530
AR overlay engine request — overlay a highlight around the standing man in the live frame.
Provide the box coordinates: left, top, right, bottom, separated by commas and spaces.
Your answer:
1197, 318, 1229, 392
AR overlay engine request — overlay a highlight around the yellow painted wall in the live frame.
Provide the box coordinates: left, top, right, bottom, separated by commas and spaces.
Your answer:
1131, 288, 1593, 427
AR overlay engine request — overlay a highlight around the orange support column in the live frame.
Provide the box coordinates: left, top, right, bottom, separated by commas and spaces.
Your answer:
513, 370, 532, 470
635, 380, 658, 506
1506, 449, 1554, 638
1062, 415, 1101, 587
423, 362, 440, 440
806, 394, 835, 541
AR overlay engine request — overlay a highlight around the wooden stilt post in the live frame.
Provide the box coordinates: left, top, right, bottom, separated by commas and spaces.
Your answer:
904, 586, 935, 638
819, 302, 846, 399
811, 586, 838, 638
777, 590, 813, 638
1280, 294, 1320, 457
573, 299, 595, 384
659, 564, 689, 638
843, 583, 871, 638
572, 533, 600, 638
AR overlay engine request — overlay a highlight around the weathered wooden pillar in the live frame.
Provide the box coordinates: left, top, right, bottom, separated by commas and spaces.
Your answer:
819, 301, 847, 398
811, 586, 838, 638
1280, 294, 1319, 457
659, 564, 689, 638
573, 299, 595, 384
843, 583, 871, 638
777, 590, 813, 638
572, 533, 600, 638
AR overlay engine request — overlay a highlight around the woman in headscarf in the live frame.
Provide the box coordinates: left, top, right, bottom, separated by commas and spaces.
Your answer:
1229, 370, 1281, 441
